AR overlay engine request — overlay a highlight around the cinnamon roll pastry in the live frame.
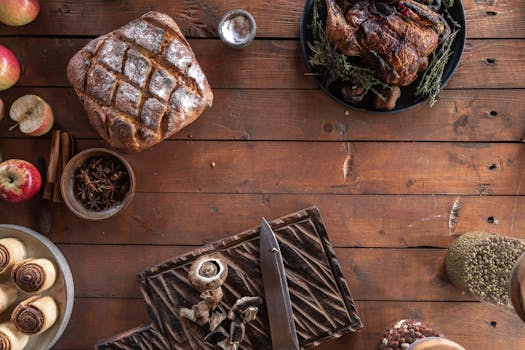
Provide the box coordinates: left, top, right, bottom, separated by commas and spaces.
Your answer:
11, 296, 58, 335
0, 322, 29, 350
11, 258, 57, 294
0, 283, 17, 313
0, 239, 26, 274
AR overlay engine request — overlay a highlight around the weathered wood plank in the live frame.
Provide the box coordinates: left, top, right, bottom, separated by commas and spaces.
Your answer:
58, 245, 468, 301
450, 39, 525, 89
2, 38, 312, 89
0, 0, 522, 39
53, 299, 525, 349
1, 88, 524, 142
0, 38, 523, 89
0, 139, 524, 195
3, 194, 525, 247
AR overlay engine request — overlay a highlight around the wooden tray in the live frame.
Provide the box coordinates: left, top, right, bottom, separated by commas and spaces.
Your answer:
95, 207, 362, 349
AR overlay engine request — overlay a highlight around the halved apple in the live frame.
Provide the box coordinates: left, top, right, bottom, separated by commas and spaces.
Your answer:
9, 94, 54, 136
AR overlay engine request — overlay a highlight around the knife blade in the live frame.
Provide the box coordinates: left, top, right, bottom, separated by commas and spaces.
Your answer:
259, 218, 300, 350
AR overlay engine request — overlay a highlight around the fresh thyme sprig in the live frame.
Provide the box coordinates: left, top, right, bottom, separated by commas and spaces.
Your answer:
415, 11, 460, 107
442, 0, 455, 9
308, 0, 391, 99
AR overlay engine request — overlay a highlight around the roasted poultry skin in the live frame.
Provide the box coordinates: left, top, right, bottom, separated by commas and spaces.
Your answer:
326, 0, 447, 86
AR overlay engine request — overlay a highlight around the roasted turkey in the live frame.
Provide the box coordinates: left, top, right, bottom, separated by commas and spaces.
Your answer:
326, 0, 448, 86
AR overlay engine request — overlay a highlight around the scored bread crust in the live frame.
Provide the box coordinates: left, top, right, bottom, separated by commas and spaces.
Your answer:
67, 11, 213, 153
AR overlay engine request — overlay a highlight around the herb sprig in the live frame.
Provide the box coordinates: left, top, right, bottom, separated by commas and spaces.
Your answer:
415, 11, 461, 107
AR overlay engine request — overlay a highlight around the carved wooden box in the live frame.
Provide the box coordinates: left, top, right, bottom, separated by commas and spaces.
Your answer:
95, 207, 362, 349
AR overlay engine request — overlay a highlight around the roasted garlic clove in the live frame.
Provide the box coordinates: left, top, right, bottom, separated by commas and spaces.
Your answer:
188, 255, 228, 292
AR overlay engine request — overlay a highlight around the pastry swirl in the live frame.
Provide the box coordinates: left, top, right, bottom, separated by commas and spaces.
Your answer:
0, 283, 17, 313
0, 322, 29, 350
0, 246, 9, 272
0, 334, 8, 350
12, 305, 44, 334
11, 296, 57, 335
11, 258, 57, 294
0, 239, 26, 274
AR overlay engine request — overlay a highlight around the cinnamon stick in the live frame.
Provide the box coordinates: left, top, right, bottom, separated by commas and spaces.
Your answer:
43, 130, 61, 200
52, 132, 72, 203
61, 132, 71, 169
52, 158, 63, 203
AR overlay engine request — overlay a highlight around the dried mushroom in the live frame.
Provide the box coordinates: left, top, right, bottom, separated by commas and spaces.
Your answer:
181, 256, 229, 327
189, 255, 229, 292
230, 320, 245, 343
180, 254, 262, 349
242, 306, 258, 323
228, 296, 263, 321
180, 300, 210, 326
210, 311, 227, 331
204, 326, 228, 346
201, 287, 224, 309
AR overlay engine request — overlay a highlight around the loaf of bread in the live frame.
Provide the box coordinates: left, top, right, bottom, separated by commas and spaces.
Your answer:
67, 12, 213, 153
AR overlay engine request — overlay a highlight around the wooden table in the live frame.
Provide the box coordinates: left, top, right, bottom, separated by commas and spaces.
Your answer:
0, 0, 524, 349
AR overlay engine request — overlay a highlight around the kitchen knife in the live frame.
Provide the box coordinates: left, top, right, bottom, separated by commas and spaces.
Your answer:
259, 218, 300, 350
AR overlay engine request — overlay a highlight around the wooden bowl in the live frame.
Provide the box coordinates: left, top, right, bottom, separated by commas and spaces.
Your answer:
60, 148, 135, 220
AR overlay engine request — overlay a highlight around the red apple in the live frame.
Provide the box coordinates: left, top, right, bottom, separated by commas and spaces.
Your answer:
0, 0, 40, 26
0, 45, 20, 91
9, 95, 54, 136
0, 159, 41, 203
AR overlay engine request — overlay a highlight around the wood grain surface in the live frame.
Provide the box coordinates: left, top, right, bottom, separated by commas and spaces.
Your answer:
1, 0, 524, 349
1, 88, 524, 142
3, 193, 525, 247
0, 0, 522, 38
52, 299, 525, 350
1, 139, 525, 195
0, 38, 523, 89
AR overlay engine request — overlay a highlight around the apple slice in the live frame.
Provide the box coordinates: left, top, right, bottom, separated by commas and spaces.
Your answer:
9, 94, 54, 136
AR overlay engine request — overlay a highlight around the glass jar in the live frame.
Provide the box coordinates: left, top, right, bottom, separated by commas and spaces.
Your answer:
446, 231, 525, 321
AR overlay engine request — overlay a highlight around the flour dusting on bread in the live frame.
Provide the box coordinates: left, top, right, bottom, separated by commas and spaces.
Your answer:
66, 11, 213, 153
